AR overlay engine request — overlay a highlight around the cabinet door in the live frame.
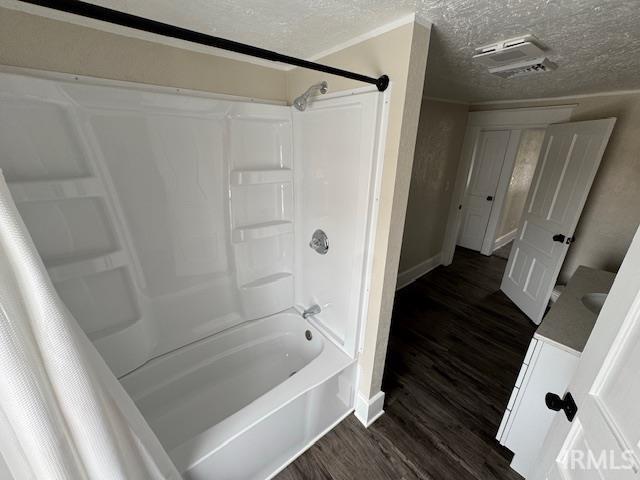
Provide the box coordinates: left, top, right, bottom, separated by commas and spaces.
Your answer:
504, 341, 579, 477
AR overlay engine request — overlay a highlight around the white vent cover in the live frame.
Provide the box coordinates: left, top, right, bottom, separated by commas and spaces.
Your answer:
489, 57, 557, 78
473, 35, 557, 78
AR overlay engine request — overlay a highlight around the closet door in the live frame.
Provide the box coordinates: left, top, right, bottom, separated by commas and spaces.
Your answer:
458, 129, 510, 251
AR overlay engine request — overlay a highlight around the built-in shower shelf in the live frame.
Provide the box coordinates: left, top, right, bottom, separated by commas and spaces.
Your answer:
230, 168, 292, 186
232, 220, 293, 243
238, 271, 294, 319
240, 272, 292, 290
47, 250, 128, 282
8, 177, 104, 203
89, 315, 141, 343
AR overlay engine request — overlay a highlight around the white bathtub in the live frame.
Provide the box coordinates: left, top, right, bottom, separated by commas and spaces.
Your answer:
120, 310, 355, 479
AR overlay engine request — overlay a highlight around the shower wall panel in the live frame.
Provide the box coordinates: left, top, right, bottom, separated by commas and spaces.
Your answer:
293, 91, 382, 356
0, 70, 384, 377
0, 71, 294, 375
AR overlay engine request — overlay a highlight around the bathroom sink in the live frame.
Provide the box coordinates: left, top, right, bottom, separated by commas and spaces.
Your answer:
581, 293, 608, 315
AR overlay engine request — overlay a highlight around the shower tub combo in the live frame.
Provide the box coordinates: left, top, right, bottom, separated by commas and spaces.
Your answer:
0, 68, 387, 478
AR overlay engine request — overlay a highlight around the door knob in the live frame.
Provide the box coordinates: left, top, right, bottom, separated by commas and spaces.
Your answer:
553, 234, 575, 244
545, 391, 578, 422
486, 196, 493, 201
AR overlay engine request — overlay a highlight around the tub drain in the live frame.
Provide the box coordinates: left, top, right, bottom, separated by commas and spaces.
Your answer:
305, 330, 313, 341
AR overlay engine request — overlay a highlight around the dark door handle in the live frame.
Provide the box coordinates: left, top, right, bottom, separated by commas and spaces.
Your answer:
486, 196, 493, 201
553, 234, 575, 244
545, 392, 578, 422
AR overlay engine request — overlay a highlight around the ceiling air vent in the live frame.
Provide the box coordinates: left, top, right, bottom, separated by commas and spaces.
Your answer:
473, 35, 557, 78
489, 57, 558, 78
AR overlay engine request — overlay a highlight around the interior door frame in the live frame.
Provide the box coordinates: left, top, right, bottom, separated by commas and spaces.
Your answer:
442, 105, 576, 265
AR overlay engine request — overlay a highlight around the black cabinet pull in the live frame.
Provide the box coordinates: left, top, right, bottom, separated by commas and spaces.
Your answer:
545, 392, 578, 422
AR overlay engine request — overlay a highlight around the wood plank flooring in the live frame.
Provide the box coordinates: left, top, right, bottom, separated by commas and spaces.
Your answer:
493, 241, 513, 260
277, 247, 536, 480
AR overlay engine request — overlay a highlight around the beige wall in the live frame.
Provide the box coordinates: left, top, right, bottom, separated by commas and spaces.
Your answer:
288, 22, 431, 400
473, 93, 640, 282
0, 7, 287, 101
398, 99, 468, 273
494, 128, 545, 242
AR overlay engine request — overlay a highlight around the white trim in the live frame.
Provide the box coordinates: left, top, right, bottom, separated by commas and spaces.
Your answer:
396, 252, 442, 290
0, 0, 289, 71
357, 86, 392, 355
471, 88, 640, 106
354, 391, 385, 427
305, 14, 426, 63
0, 64, 287, 105
493, 229, 517, 252
467, 106, 577, 128
423, 96, 470, 106
413, 14, 432, 29
441, 105, 575, 266
441, 126, 480, 266
265, 408, 354, 479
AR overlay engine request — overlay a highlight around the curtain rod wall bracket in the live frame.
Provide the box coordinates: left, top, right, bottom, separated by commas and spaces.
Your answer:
19, 0, 390, 92
376, 75, 390, 92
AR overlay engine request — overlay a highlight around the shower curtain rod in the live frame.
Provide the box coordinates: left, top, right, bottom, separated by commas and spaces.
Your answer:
20, 0, 390, 92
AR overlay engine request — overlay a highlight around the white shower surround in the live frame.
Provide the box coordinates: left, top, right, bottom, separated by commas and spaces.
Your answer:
0, 68, 387, 478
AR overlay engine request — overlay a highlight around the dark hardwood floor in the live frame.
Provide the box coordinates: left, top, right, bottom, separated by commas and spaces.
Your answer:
493, 241, 513, 260
277, 247, 536, 480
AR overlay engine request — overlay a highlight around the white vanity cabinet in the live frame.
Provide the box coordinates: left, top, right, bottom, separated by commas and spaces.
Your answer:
496, 266, 616, 478
496, 336, 579, 477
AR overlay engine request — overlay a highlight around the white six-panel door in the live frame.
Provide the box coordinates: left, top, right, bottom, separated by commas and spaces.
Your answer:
532, 226, 640, 480
501, 119, 616, 324
458, 129, 511, 251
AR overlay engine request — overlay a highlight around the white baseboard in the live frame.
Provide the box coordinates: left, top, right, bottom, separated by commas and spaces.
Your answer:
493, 229, 517, 252
396, 252, 442, 290
354, 391, 385, 427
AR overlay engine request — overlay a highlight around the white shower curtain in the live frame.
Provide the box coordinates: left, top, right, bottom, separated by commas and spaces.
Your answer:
0, 171, 180, 480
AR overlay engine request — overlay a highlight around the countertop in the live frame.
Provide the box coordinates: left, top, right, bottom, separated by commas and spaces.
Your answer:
535, 266, 616, 354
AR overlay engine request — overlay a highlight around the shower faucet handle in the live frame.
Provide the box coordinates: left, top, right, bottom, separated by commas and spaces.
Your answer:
302, 304, 321, 319
309, 229, 329, 255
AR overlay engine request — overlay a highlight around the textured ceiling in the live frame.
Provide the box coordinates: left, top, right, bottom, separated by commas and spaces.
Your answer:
419, 0, 640, 102
18, 0, 640, 102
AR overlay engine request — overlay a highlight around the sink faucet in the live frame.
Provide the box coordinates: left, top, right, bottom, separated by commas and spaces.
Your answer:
302, 304, 321, 319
